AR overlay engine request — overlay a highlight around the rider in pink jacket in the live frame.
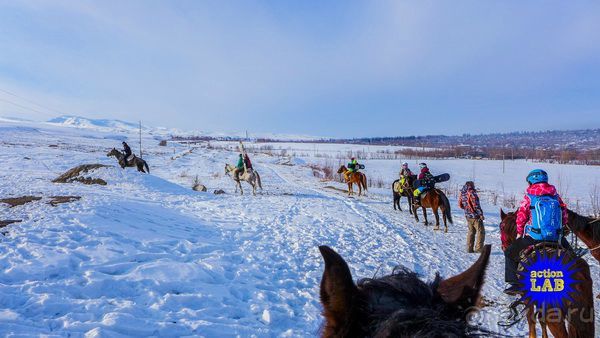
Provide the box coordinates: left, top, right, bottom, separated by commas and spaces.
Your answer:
515, 182, 568, 237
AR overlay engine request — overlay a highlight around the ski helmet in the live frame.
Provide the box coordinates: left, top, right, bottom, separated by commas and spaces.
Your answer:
526, 169, 548, 185
419, 163, 427, 169
402, 162, 408, 167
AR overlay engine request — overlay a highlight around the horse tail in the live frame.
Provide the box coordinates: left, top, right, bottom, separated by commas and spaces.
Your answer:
144, 160, 150, 174
440, 190, 453, 224
392, 179, 399, 193
361, 173, 368, 191
256, 172, 263, 190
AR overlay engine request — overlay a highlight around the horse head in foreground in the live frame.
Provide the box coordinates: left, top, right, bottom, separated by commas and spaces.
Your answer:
318, 245, 491, 337
106, 148, 149, 173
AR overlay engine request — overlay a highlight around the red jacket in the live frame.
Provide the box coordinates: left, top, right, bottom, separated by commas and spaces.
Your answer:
418, 167, 430, 180
515, 183, 568, 236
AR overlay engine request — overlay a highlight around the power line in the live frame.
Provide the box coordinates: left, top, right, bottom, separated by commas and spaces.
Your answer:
0, 97, 56, 117
0, 88, 67, 117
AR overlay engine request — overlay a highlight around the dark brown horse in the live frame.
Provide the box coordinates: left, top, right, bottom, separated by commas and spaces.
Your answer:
337, 165, 367, 197
499, 209, 595, 337
107, 148, 150, 173
566, 209, 600, 265
392, 174, 416, 215
412, 189, 453, 232
318, 245, 491, 337
501, 208, 600, 264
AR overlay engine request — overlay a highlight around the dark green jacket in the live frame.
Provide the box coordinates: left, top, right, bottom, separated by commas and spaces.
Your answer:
236, 157, 244, 169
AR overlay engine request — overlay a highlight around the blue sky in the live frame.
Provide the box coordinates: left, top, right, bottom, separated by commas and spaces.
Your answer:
1, 1, 599, 137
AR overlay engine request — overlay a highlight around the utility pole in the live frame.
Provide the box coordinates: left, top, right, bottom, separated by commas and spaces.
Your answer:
502, 152, 505, 174
139, 120, 143, 159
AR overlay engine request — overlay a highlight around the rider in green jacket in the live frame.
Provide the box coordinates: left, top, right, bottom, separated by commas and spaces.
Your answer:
234, 154, 244, 180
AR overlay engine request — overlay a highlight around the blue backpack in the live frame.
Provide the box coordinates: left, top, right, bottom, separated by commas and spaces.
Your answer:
527, 194, 563, 241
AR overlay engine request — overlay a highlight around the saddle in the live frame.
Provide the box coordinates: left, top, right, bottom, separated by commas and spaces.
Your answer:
123, 154, 135, 165
518, 242, 573, 267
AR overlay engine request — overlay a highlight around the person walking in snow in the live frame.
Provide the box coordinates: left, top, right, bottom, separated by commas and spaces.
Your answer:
459, 181, 485, 253
503, 169, 572, 295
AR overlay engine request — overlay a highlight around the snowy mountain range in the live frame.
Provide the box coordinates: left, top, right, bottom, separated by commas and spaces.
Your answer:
47, 115, 147, 132
43, 115, 322, 140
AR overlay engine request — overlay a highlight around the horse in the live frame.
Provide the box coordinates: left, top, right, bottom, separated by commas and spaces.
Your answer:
392, 174, 416, 214
566, 209, 600, 265
337, 165, 367, 197
318, 245, 492, 337
412, 188, 453, 232
224, 164, 262, 195
499, 209, 595, 337
107, 148, 149, 173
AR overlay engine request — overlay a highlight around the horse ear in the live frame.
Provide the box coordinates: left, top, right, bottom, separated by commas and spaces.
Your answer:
500, 208, 506, 220
437, 244, 491, 312
318, 246, 358, 329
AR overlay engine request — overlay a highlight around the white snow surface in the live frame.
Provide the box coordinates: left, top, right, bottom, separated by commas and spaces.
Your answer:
0, 120, 598, 336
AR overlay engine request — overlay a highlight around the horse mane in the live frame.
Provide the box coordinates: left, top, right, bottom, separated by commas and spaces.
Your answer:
567, 209, 600, 242
356, 267, 496, 337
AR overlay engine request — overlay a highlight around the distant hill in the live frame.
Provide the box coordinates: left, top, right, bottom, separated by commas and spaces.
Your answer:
322, 129, 600, 152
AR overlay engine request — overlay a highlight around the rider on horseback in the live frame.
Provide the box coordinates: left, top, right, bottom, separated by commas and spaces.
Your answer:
122, 142, 133, 165
244, 154, 253, 172
345, 157, 360, 181
413, 163, 435, 206
397, 162, 413, 193
503, 169, 572, 295
233, 154, 245, 180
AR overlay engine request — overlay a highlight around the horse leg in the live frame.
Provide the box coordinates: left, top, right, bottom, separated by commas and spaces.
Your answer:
357, 181, 362, 196
441, 206, 448, 233
347, 183, 352, 196
433, 207, 440, 230
546, 310, 567, 338
526, 307, 537, 338
413, 204, 419, 222
538, 314, 548, 338
252, 182, 256, 196
422, 207, 428, 225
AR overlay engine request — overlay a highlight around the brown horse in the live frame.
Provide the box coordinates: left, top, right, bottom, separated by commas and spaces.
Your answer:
392, 174, 416, 214
107, 148, 149, 173
318, 245, 492, 337
499, 210, 595, 337
566, 209, 600, 265
337, 165, 367, 197
502, 208, 600, 264
412, 188, 453, 232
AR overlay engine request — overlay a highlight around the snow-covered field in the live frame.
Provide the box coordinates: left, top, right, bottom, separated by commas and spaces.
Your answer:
0, 119, 598, 336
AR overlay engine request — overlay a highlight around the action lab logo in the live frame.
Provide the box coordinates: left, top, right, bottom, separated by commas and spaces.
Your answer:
518, 250, 580, 309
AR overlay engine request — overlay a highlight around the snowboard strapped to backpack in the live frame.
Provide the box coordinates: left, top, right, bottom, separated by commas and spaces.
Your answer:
526, 194, 563, 241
